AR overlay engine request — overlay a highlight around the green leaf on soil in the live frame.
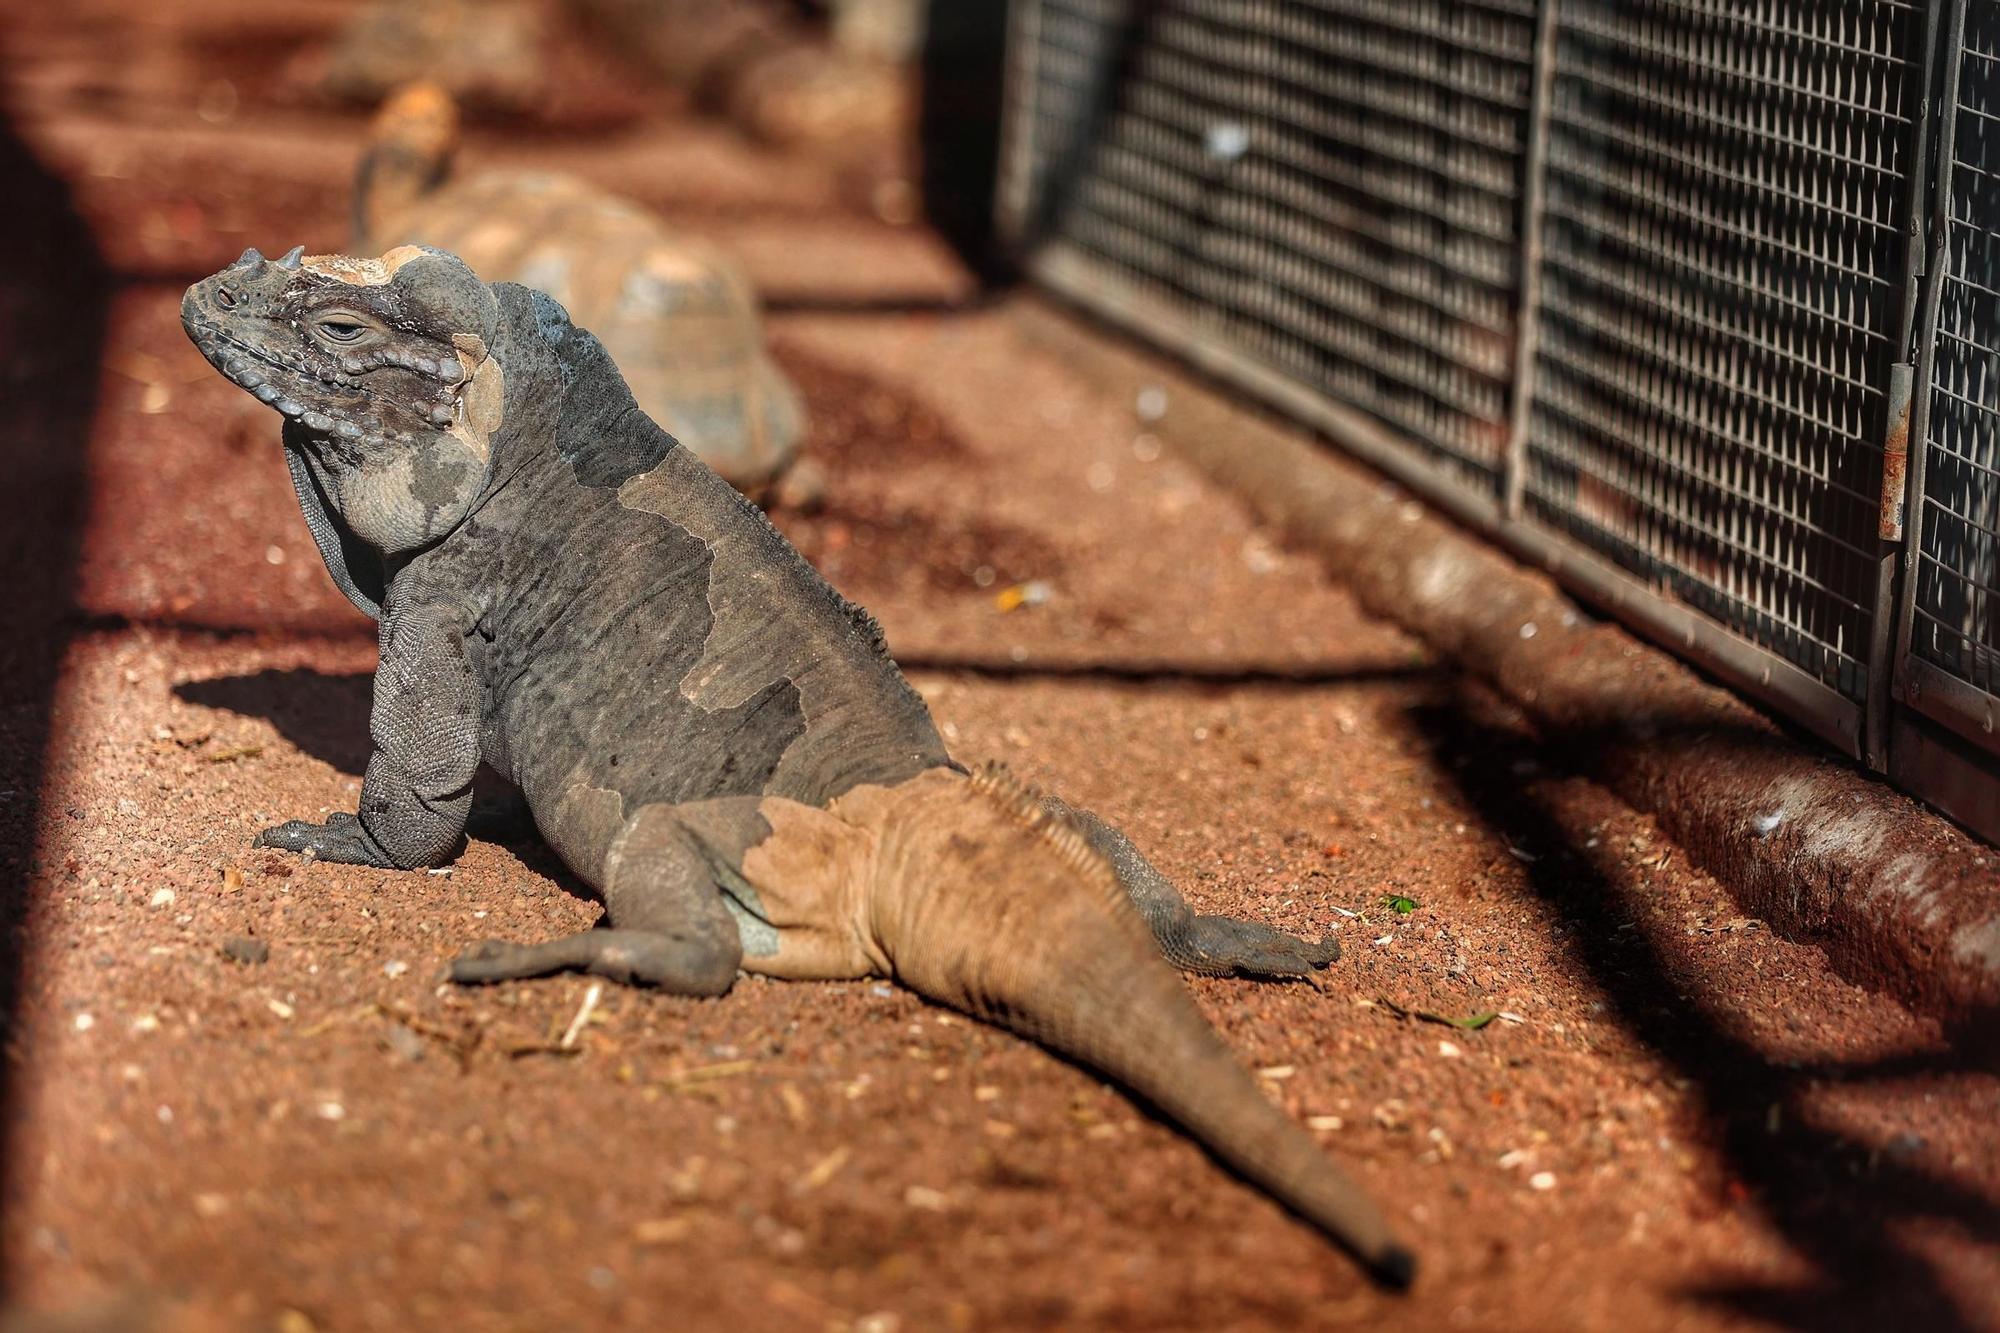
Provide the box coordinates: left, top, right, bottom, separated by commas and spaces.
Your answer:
1379, 894, 1419, 916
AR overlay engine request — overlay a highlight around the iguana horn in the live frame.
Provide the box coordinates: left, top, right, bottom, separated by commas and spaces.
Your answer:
276, 245, 304, 270
873, 767, 1416, 1288
234, 247, 265, 268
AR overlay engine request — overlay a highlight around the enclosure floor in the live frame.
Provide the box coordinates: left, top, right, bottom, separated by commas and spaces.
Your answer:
0, 3, 1995, 1331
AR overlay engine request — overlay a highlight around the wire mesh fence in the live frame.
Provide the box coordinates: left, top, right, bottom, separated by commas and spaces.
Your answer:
1001, 0, 2000, 833
1912, 0, 2000, 729
1522, 1, 1921, 710
1005, 0, 1540, 490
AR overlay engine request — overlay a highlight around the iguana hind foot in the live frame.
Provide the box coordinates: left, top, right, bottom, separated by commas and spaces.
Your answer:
1043, 793, 1338, 979
450, 928, 738, 993
1180, 913, 1339, 977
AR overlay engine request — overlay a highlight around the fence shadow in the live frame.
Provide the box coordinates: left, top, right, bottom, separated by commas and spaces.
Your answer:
174, 656, 1439, 781
0, 118, 111, 1294
1410, 695, 1997, 1333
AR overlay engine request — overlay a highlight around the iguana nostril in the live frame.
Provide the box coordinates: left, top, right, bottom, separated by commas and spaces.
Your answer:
216, 286, 239, 310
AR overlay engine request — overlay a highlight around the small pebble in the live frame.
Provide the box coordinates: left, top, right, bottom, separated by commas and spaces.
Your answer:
148, 887, 175, 908
221, 936, 270, 965
1437, 1040, 1462, 1059
1529, 1171, 1556, 1191
72, 1013, 94, 1033
383, 960, 409, 978
1884, 1131, 1927, 1160
382, 1025, 425, 1063
634, 1217, 692, 1245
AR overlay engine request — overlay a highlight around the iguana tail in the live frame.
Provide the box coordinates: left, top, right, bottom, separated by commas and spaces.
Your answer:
353, 81, 460, 250
866, 764, 1416, 1287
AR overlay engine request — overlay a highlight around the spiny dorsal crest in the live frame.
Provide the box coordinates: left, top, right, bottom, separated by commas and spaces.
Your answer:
966, 763, 1123, 897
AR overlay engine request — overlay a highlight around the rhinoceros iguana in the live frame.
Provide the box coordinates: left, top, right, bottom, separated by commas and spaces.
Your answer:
179, 242, 1415, 1287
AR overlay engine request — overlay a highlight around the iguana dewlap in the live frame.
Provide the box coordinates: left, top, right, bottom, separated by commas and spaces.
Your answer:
180, 245, 1415, 1287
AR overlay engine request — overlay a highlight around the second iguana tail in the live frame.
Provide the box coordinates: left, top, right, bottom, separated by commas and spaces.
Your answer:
864, 765, 1416, 1287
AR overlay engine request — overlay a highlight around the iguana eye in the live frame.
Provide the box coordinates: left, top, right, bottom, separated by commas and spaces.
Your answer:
311, 311, 382, 349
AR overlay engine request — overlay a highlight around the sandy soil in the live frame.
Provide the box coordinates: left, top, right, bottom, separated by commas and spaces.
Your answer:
0, 3, 1995, 1331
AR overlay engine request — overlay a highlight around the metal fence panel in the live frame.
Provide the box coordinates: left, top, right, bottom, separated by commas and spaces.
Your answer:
1908, 0, 2000, 747
1522, 1, 1922, 710
1003, 0, 1540, 493
999, 0, 1999, 826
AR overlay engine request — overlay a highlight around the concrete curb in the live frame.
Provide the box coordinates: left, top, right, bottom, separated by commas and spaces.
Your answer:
1015, 299, 2000, 1026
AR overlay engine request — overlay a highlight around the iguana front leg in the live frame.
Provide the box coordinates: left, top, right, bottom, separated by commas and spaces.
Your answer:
1042, 793, 1339, 979
257, 593, 481, 868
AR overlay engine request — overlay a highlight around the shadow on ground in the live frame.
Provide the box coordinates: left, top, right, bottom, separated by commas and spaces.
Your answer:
177, 659, 1438, 784
0, 119, 111, 1293
1411, 693, 1999, 1333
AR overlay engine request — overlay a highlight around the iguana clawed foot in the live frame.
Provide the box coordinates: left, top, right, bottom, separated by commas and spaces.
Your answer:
450, 928, 738, 994
1174, 913, 1340, 979
254, 812, 398, 867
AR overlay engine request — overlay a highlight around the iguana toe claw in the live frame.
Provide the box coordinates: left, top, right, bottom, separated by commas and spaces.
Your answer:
449, 939, 529, 984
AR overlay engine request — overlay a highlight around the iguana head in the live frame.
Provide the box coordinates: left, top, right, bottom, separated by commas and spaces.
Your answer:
183, 244, 506, 557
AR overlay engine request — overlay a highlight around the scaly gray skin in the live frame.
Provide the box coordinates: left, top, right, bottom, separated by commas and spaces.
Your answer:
180, 246, 1413, 1285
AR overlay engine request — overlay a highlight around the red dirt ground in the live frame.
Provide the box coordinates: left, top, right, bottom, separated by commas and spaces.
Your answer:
0, 3, 1994, 1331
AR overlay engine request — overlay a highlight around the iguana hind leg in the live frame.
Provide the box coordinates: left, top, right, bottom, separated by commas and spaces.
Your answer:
1040, 793, 1338, 978
450, 801, 743, 995
450, 928, 736, 991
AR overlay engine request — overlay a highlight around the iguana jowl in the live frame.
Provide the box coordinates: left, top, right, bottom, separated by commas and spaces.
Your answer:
181, 244, 1416, 1286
